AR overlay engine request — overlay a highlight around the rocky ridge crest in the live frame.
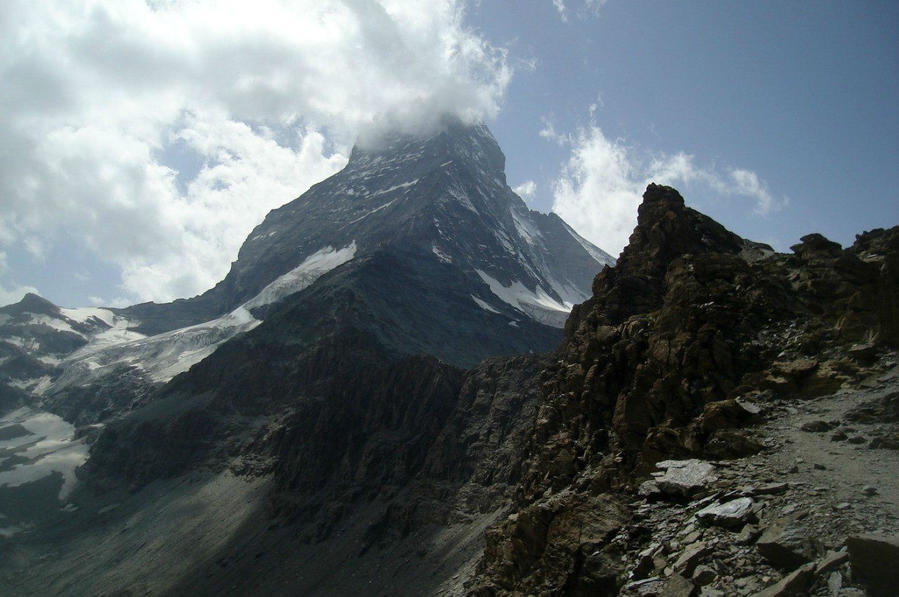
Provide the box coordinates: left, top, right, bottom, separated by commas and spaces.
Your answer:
470, 184, 899, 596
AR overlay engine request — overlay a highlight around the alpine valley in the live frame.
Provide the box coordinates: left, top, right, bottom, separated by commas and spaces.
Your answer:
1, 120, 897, 597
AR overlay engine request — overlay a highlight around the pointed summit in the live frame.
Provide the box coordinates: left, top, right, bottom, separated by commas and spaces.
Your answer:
118, 120, 613, 337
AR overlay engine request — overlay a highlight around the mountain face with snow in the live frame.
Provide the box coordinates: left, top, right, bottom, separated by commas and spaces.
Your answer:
0, 120, 612, 552
1, 121, 610, 413
119, 118, 612, 334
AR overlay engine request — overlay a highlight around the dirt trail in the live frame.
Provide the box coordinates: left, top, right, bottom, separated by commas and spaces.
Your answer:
755, 361, 899, 545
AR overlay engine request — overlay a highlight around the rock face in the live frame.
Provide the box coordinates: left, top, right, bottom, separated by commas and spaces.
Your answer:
472, 184, 899, 595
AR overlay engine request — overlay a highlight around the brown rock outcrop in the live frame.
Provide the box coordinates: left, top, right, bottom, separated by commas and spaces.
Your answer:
472, 184, 899, 594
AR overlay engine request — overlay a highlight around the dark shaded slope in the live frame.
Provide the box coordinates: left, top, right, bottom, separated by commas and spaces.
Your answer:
82, 245, 561, 493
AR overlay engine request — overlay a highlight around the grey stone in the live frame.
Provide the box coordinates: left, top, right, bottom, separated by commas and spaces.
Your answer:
734, 397, 762, 416
752, 482, 788, 496
695, 497, 756, 529
750, 563, 815, 597
846, 534, 899, 597
673, 541, 711, 577
756, 518, 819, 569
653, 459, 717, 497
801, 420, 835, 432
638, 479, 663, 498
736, 524, 761, 545
814, 549, 849, 575
660, 573, 696, 597
862, 485, 878, 496
827, 571, 842, 596
691, 564, 716, 586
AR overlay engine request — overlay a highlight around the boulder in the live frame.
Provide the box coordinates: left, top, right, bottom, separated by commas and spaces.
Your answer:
695, 497, 756, 529
652, 459, 717, 498
756, 518, 819, 569
751, 563, 815, 597
673, 541, 711, 577
660, 573, 696, 597
846, 534, 899, 597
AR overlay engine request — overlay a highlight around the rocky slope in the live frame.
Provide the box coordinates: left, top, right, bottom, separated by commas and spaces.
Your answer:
2, 176, 897, 596
470, 184, 899, 596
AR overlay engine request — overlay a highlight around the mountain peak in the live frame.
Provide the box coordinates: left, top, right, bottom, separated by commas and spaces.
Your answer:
0, 292, 60, 316
347, 117, 505, 179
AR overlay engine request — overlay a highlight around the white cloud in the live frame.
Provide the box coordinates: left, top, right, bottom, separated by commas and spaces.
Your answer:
513, 180, 537, 202
553, 0, 568, 22
539, 118, 569, 146
0, 253, 37, 307
0, 0, 511, 304
553, 0, 607, 22
0, 282, 40, 308
551, 125, 786, 256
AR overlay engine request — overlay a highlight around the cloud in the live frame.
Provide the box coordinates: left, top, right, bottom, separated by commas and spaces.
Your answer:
0, 0, 511, 304
552, 0, 568, 22
551, 125, 786, 255
512, 180, 537, 203
552, 0, 607, 22
0, 252, 37, 307
539, 118, 569, 146
0, 281, 39, 309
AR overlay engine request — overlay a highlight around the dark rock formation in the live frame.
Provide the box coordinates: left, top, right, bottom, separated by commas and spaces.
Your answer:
472, 184, 899, 595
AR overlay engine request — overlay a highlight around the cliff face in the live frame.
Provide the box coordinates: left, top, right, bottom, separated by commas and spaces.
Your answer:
471, 184, 899, 595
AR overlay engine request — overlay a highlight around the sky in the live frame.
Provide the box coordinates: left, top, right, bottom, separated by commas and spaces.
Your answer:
1, 0, 897, 308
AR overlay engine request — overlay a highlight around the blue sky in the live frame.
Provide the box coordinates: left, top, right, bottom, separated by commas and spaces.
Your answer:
1, 1, 897, 308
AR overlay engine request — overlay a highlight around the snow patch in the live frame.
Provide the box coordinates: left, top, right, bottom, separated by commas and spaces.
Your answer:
369, 178, 418, 197
511, 208, 543, 246
243, 242, 357, 310
475, 269, 570, 328
447, 186, 478, 214
470, 295, 500, 314
59, 307, 115, 327
24, 315, 80, 337
432, 245, 453, 264
55, 307, 261, 386
346, 198, 399, 225
0, 407, 89, 501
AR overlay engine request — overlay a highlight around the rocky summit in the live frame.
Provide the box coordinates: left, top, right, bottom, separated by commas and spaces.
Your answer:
1, 130, 898, 597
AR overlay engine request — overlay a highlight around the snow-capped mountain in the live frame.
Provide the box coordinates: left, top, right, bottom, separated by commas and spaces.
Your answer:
115, 119, 612, 335
0, 121, 613, 545
2, 119, 611, 416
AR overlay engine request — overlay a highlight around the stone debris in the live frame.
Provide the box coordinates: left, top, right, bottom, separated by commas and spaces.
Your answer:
673, 541, 711, 576
751, 562, 815, 597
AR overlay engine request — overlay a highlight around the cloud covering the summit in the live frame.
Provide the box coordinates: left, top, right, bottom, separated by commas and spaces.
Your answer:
0, 0, 511, 303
